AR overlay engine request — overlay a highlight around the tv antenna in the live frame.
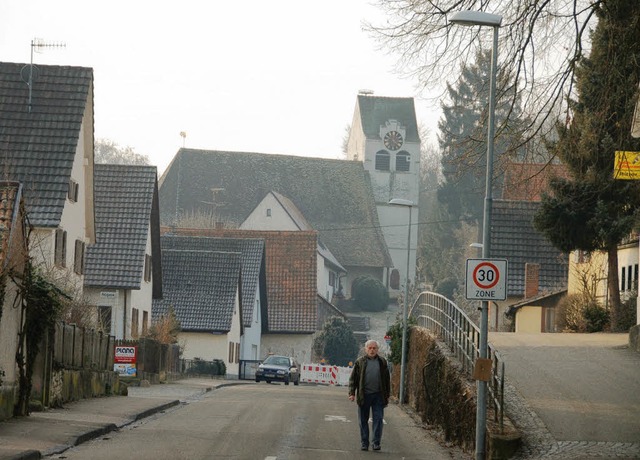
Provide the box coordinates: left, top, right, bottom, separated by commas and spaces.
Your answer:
21, 38, 66, 113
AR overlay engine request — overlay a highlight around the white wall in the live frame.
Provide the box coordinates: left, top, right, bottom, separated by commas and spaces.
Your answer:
260, 334, 314, 366
241, 193, 300, 231
240, 285, 262, 361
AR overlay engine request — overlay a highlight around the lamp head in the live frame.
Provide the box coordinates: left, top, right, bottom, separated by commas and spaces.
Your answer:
450, 10, 502, 27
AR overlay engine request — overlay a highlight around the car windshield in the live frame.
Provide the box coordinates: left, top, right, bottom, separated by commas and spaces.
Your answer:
263, 356, 289, 366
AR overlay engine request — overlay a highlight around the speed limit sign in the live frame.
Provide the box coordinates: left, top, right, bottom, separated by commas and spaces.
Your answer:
465, 259, 507, 300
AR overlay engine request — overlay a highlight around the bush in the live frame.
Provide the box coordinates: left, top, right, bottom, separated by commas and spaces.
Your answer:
313, 317, 359, 365
617, 294, 637, 332
557, 294, 609, 332
583, 304, 609, 332
186, 358, 226, 376
352, 276, 389, 312
386, 317, 416, 365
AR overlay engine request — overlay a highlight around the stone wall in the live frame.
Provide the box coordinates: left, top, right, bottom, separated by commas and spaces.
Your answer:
47, 369, 124, 408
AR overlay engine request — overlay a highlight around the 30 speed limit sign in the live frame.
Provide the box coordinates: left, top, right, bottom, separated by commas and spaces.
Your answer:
465, 259, 508, 300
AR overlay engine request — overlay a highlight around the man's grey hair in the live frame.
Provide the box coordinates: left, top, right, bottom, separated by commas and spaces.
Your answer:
364, 339, 380, 348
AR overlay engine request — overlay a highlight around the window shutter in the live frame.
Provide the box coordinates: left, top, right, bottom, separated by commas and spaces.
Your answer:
74, 239, 85, 274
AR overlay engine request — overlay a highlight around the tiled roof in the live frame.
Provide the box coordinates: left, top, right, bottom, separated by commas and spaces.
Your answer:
160, 227, 317, 334
84, 164, 161, 296
159, 234, 266, 327
152, 249, 241, 333
0, 181, 23, 269
501, 161, 570, 201
491, 200, 569, 297
356, 95, 420, 143
0, 62, 93, 227
158, 149, 392, 269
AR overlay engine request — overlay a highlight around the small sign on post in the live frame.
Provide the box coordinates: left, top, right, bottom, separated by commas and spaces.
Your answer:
465, 259, 508, 301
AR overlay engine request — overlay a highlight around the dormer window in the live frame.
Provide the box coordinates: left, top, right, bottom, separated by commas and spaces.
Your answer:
68, 179, 79, 202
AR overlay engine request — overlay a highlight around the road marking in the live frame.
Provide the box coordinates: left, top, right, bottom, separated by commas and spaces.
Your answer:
265, 457, 277, 460
325, 415, 350, 422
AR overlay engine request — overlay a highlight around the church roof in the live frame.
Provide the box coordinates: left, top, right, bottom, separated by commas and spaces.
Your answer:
0, 62, 93, 227
158, 149, 392, 269
356, 95, 420, 143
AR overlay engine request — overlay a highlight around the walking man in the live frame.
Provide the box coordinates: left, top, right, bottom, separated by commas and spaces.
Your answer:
348, 339, 391, 451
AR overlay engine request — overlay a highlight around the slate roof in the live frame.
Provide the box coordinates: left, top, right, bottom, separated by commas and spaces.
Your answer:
355, 95, 420, 143
491, 200, 569, 297
159, 234, 266, 328
152, 249, 241, 333
160, 227, 317, 334
0, 62, 93, 227
84, 165, 162, 298
502, 161, 570, 201
158, 149, 392, 269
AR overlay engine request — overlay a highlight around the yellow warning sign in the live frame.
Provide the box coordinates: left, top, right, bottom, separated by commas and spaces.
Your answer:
614, 151, 640, 180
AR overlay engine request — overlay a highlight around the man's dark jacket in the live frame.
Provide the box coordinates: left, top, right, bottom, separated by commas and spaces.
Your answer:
348, 354, 391, 406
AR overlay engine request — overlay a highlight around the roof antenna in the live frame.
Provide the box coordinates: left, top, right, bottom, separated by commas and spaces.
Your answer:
21, 38, 66, 113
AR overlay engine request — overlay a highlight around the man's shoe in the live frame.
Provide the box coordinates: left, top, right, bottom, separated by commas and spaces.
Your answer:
372, 444, 381, 451
361, 444, 368, 451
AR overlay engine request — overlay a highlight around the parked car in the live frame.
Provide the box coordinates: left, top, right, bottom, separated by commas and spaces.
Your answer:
255, 355, 300, 385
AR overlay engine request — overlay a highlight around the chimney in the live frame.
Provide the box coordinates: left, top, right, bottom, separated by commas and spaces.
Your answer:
524, 263, 540, 298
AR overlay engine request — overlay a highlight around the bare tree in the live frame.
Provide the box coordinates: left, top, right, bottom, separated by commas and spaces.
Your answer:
366, 0, 602, 139
95, 138, 150, 165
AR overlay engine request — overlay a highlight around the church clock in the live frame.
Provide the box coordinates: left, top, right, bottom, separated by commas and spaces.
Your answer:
383, 130, 403, 151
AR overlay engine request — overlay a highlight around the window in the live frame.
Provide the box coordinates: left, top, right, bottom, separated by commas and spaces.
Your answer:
131, 308, 139, 338
375, 151, 390, 171
621, 267, 626, 291
67, 179, 79, 202
329, 271, 336, 288
99, 306, 112, 334
228, 342, 234, 363
266, 208, 272, 217
144, 254, 152, 282
74, 239, 85, 275
396, 151, 410, 172
54, 229, 67, 267
635, 265, 639, 291
628, 265, 633, 292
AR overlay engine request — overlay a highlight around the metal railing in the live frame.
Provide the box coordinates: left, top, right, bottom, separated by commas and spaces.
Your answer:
410, 291, 506, 431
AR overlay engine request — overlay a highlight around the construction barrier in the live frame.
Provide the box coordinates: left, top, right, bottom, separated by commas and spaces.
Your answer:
301, 363, 352, 386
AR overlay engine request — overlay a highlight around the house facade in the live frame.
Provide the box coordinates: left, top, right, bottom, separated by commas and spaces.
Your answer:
0, 62, 96, 293
84, 165, 162, 340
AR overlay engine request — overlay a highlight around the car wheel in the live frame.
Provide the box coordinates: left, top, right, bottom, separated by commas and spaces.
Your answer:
255, 378, 260, 383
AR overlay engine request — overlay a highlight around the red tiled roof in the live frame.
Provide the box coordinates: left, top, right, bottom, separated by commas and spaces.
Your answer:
502, 162, 570, 201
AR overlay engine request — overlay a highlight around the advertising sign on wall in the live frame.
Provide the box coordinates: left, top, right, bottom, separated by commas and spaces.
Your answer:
114, 345, 137, 377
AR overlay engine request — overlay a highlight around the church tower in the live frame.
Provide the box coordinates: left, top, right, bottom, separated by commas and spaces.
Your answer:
346, 93, 421, 297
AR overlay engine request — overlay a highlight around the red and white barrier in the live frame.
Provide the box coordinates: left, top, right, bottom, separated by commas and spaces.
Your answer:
301, 364, 352, 386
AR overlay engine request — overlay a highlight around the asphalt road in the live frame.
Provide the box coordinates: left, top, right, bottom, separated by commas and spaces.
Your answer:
47, 383, 470, 460
488, 332, 640, 443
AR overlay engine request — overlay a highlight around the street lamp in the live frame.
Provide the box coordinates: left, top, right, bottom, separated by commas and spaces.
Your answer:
388, 198, 414, 405
450, 10, 502, 460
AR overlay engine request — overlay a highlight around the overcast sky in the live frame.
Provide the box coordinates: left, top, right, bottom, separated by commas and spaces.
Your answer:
2, 1, 440, 174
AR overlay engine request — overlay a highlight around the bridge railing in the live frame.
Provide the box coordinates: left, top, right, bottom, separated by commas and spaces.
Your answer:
410, 291, 506, 431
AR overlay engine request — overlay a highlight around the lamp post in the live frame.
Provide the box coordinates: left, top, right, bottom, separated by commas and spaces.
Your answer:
388, 198, 414, 405
450, 10, 502, 460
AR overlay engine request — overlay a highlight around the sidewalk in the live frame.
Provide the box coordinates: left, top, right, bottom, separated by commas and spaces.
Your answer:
0, 378, 242, 460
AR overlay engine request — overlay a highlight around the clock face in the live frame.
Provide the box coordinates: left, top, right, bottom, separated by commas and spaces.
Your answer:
383, 131, 403, 151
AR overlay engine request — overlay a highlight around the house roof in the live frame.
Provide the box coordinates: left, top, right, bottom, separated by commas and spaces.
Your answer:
505, 289, 568, 316
355, 95, 420, 143
491, 200, 569, 297
269, 191, 313, 230
159, 234, 266, 328
157, 149, 392, 269
501, 161, 570, 201
160, 227, 317, 334
0, 181, 23, 270
84, 164, 162, 297
152, 249, 241, 333
0, 62, 93, 227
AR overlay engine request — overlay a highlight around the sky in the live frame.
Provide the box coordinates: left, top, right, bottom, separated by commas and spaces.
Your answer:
1, 1, 441, 175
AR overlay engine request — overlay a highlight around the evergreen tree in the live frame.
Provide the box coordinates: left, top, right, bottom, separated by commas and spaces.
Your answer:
313, 317, 359, 366
534, 1, 640, 330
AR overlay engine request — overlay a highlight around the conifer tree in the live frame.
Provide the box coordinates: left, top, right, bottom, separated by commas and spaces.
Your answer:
534, 1, 640, 330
